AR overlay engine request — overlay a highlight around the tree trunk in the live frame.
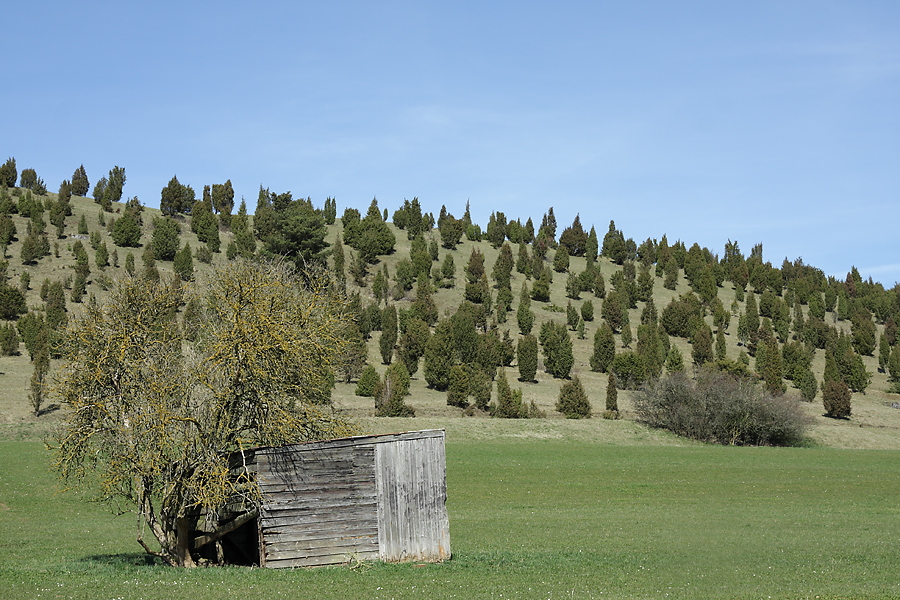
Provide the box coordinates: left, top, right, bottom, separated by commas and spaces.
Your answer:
176, 517, 196, 567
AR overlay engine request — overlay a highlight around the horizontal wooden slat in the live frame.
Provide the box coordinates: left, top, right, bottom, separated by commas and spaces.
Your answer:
265, 549, 381, 569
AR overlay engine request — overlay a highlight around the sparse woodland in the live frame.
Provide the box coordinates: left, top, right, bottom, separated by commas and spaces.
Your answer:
1, 156, 899, 447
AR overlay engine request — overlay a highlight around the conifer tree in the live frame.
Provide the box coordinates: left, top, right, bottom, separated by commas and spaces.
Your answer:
379, 304, 398, 364
516, 242, 531, 277
517, 334, 538, 382
173, 243, 194, 281
557, 376, 590, 418
581, 299, 594, 322
590, 322, 616, 373
446, 364, 470, 408
716, 328, 727, 360
666, 345, 685, 372
553, 246, 570, 273
424, 319, 454, 390
606, 371, 618, 412
494, 369, 524, 418
540, 321, 574, 379
517, 283, 534, 336
399, 317, 429, 377
691, 324, 714, 367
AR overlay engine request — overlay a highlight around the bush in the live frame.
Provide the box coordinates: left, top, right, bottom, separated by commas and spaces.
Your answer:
374, 362, 414, 417
355, 365, 379, 397
557, 376, 591, 418
634, 368, 811, 446
822, 379, 851, 419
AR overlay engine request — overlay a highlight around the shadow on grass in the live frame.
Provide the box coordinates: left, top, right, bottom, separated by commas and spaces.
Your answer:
75, 552, 168, 570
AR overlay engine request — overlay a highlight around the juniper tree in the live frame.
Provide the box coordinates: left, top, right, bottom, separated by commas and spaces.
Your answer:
606, 371, 618, 412
517, 333, 538, 382
379, 304, 398, 364
590, 322, 616, 373
424, 319, 454, 390
446, 364, 470, 408
557, 376, 590, 418
517, 283, 534, 335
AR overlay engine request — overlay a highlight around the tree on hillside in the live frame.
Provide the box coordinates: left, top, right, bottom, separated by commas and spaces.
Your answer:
152, 217, 180, 261
559, 214, 587, 257
517, 333, 538, 382
50, 262, 357, 567
71, 164, 89, 197
0, 157, 16, 187
255, 189, 327, 265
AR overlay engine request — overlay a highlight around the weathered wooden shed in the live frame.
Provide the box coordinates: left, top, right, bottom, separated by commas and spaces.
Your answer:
222, 429, 450, 568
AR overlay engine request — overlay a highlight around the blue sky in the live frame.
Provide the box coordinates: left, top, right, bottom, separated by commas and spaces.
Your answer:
6, 1, 899, 286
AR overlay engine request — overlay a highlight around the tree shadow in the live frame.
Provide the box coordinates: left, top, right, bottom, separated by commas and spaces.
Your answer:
77, 552, 167, 569
37, 403, 60, 417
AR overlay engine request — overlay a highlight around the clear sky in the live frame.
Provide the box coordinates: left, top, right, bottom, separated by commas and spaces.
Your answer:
5, 1, 898, 286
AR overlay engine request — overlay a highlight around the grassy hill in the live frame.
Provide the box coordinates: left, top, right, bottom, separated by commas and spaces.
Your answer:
1, 184, 898, 449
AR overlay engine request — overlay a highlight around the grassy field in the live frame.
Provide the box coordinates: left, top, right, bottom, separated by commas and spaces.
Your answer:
2, 435, 899, 599
3, 188, 900, 598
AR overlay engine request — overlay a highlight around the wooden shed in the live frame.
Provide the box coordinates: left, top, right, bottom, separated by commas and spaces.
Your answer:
221, 429, 450, 568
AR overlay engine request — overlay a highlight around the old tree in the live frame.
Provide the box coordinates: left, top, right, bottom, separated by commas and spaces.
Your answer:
50, 261, 359, 567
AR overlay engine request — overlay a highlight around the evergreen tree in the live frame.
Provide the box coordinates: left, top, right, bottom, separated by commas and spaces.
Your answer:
424, 319, 454, 390
399, 317, 429, 377
540, 321, 574, 379
878, 334, 890, 373
493, 369, 524, 418
666, 345, 685, 373
95, 241, 109, 269
111, 212, 141, 247
0, 157, 16, 187
567, 301, 580, 331
716, 328, 727, 360
374, 363, 415, 417
355, 365, 380, 396
173, 242, 194, 281
151, 217, 180, 261
553, 246, 570, 273
763, 337, 785, 395
798, 368, 818, 401
606, 371, 618, 412
70, 165, 89, 197
517, 283, 534, 335
621, 322, 633, 348
516, 242, 531, 277
446, 364, 470, 408
379, 304, 398, 364
29, 326, 50, 416
823, 379, 851, 419
691, 324, 714, 367
531, 268, 551, 302
517, 333, 538, 382
586, 226, 599, 263
451, 302, 479, 363
557, 376, 590, 418
492, 243, 514, 289
888, 341, 900, 383
581, 299, 594, 322
590, 322, 616, 373
593, 270, 606, 298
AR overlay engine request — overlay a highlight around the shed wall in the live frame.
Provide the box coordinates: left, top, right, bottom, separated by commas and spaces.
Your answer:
251, 430, 449, 568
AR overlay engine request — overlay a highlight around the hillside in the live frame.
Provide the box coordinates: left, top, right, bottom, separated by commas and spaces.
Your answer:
0, 181, 898, 449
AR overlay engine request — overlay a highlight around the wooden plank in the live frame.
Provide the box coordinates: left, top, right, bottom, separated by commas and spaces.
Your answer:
264, 549, 381, 569
264, 526, 379, 545
264, 535, 378, 555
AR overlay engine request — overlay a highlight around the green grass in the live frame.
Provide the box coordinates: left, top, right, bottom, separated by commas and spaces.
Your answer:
2, 439, 898, 599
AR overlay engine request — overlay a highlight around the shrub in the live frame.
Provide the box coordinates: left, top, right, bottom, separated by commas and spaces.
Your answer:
446, 364, 470, 408
634, 369, 811, 446
557, 376, 591, 418
517, 333, 538, 382
374, 362, 414, 417
606, 371, 618, 412
581, 299, 594, 322
355, 365, 379, 397
822, 379, 851, 419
